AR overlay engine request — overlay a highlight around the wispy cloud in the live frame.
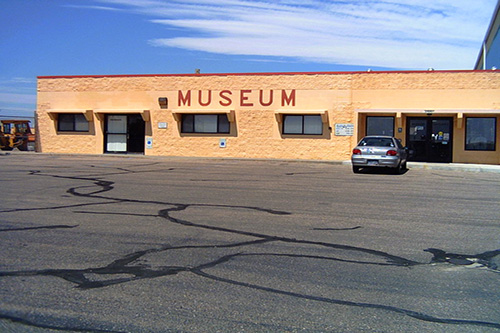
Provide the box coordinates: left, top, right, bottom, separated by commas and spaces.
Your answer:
0, 78, 37, 115
0, 92, 37, 105
64, 4, 124, 11
0, 77, 36, 95
0, 93, 36, 117
10, 77, 37, 84
82, 0, 496, 69
0, 77, 36, 86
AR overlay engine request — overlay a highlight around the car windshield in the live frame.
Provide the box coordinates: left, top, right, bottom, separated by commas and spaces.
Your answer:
359, 137, 394, 147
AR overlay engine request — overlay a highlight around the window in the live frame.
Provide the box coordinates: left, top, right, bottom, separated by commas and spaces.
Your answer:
58, 114, 89, 132
465, 117, 496, 151
14, 122, 30, 134
366, 116, 394, 136
283, 115, 322, 135
359, 137, 395, 147
2, 123, 12, 133
181, 114, 230, 134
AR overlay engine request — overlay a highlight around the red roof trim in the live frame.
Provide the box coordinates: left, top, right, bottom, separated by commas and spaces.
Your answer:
37, 69, 495, 79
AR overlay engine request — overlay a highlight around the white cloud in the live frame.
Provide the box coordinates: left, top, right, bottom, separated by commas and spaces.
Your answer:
64, 5, 124, 11
0, 77, 37, 98
93, 0, 496, 69
0, 77, 36, 86
10, 77, 37, 84
0, 93, 37, 105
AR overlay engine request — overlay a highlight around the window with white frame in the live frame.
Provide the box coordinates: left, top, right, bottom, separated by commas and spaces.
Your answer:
58, 114, 89, 132
282, 115, 323, 135
465, 117, 496, 151
181, 114, 230, 134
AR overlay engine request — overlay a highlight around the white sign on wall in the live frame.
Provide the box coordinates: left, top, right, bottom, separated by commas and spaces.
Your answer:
334, 123, 354, 136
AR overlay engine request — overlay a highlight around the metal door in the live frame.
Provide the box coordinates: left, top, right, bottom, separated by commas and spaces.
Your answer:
407, 118, 453, 162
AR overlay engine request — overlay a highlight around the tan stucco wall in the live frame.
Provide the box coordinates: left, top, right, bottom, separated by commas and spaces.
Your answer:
350, 71, 500, 164
36, 71, 500, 163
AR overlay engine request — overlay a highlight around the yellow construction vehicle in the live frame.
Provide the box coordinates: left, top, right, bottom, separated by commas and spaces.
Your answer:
0, 120, 35, 151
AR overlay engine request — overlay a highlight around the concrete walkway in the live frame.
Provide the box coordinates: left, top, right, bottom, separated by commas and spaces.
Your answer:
341, 160, 500, 173
407, 161, 500, 173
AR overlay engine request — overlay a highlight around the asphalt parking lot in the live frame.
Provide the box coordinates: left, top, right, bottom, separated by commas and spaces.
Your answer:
1, 153, 499, 332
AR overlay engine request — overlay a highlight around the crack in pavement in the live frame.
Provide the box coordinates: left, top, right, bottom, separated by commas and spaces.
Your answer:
425, 248, 500, 270
0, 167, 499, 331
0, 312, 124, 333
1, 239, 273, 289
191, 269, 500, 329
312, 226, 362, 231
0, 225, 79, 232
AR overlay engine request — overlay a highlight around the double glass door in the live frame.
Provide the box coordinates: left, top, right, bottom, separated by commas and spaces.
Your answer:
105, 114, 145, 153
407, 118, 453, 162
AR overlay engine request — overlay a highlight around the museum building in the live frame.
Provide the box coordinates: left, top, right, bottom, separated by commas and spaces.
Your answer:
36, 70, 500, 164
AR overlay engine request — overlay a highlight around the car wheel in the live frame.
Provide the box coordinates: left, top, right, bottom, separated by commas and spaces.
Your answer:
393, 162, 404, 174
352, 166, 361, 173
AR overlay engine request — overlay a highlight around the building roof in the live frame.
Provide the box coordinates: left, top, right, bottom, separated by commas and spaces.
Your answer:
475, 0, 500, 69
37, 69, 493, 80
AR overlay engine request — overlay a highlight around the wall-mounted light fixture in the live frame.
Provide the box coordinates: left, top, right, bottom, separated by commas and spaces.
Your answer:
158, 97, 168, 109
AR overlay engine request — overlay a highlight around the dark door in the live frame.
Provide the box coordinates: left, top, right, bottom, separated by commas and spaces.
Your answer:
407, 117, 453, 162
105, 114, 145, 153
127, 114, 145, 153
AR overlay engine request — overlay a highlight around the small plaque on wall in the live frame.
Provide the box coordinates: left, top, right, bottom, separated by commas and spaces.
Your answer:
335, 124, 354, 136
158, 122, 167, 129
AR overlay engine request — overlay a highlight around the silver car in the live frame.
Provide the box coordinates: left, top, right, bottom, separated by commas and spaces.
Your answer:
351, 136, 408, 174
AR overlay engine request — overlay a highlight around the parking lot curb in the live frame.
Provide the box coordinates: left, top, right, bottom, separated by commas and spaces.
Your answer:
3, 150, 500, 173
344, 160, 500, 173
407, 162, 500, 173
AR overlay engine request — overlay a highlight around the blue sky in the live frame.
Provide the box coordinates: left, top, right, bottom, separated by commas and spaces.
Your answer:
0, 0, 497, 119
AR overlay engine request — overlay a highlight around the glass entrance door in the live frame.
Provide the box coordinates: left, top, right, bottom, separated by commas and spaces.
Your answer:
407, 117, 453, 162
105, 114, 145, 154
106, 115, 127, 153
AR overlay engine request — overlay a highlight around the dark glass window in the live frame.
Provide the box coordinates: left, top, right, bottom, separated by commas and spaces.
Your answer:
283, 115, 322, 135
366, 116, 394, 136
358, 137, 395, 147
2, 123, 12, 133
58, 114, 89, 132
181, 114, 230, 134
465, 117, 496, 151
